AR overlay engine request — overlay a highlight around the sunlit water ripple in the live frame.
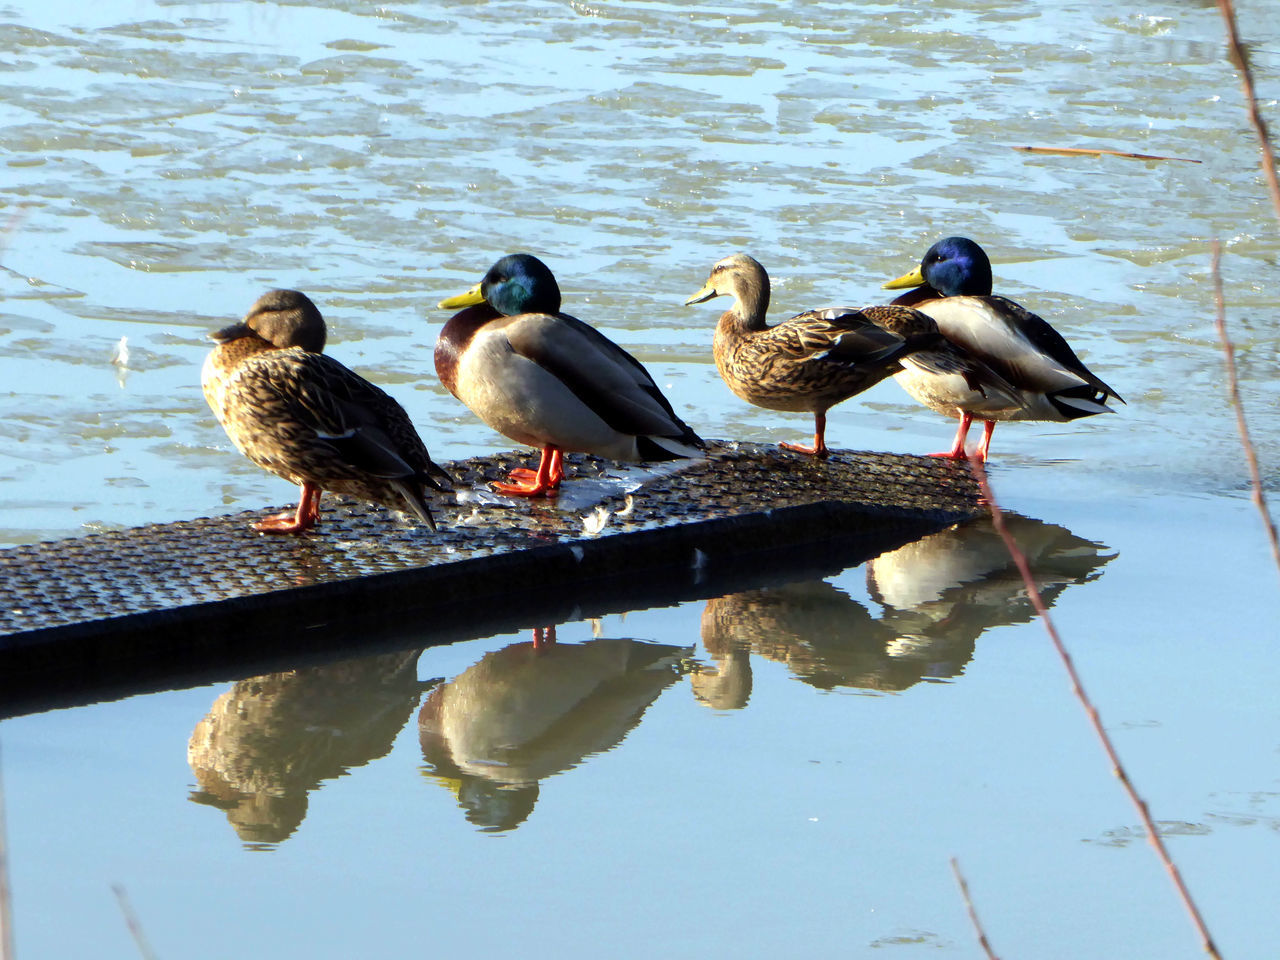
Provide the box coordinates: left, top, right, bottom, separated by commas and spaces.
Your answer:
1, 1, 1276, 541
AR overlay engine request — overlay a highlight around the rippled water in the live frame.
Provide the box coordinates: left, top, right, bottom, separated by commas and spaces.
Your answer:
2, 1, 1279, 958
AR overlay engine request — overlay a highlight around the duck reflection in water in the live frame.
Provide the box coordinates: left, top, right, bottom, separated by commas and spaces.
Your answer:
418, 626, 690, 832
867, 512, 1116, 644
696, 513, 1114, 707
188, 650, 428, 846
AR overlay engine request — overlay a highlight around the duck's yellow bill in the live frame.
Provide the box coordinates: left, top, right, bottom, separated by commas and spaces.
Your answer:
684, 282, 718, 306
422, 771, 465, 799
882, 267, 925, 290
437, 283, 486, 310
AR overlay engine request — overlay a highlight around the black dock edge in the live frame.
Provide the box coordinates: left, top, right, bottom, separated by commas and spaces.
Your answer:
0, 443, 981, 717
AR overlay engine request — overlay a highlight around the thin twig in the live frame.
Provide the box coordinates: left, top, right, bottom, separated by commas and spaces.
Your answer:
0, 744, 13, 960
968, 460, 1223, 960
111, 884, 158, 960
1012, 145, 1200, 163
1210, 240, 1280, 577
1217, 0, 1280, 220
950, 857, 1000, 960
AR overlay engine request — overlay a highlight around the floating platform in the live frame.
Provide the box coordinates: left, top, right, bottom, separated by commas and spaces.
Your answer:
0, 442, 981, 717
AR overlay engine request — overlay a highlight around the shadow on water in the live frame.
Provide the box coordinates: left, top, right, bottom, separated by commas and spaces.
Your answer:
186, 510, 1113, 842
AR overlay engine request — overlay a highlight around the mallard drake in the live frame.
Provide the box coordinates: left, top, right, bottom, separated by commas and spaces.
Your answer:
882, 237, 1124, 461
883, 236, 993, 306
684, 253, 1008, 457
435, 253, 704, 497
203, 289, 453, 534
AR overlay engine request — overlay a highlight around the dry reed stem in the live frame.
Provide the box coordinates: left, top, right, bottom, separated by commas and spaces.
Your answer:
1012, 145, 1200, 163
968, 459, 1223, 960
111, 884, 158, 960
0, 745, 12, 960
1209, 241, 1280, 577
950, 857, 1000, 960
1216, 0, 1280, 219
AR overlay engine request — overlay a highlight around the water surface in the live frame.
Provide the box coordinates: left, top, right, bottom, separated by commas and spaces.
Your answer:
1, 1, 1278, 958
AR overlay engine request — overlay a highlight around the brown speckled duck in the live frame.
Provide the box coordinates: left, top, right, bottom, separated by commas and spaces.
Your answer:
685, 253, 1014, 458
435, 254, 704, 498
202, 289, 453, 534
882, 237, 1124, 461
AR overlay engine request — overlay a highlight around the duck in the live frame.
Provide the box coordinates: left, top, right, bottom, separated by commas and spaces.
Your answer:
418, 632, 688, 831
202, 289, 453, 534
700, 580, 943, 696
684, 253, 1014, 457
435, 253, 704, 497
882, 236, 1124, 462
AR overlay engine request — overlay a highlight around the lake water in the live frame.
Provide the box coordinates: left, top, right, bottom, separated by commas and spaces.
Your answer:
2, 1, 1279, 957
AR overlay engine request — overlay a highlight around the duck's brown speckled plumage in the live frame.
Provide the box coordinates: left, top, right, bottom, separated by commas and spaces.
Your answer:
203, 289, 452, 533
687, 253, 1004, 456
690, 255, 908, 415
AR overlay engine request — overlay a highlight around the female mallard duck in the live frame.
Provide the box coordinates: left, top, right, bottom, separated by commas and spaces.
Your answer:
684, 253, 1013, 458
435, 253, 704, 498
203, 289, 453, 534
882, 237, 1124, 462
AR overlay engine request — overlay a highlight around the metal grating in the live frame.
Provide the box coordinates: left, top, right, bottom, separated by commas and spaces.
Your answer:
0, 442, 980, 714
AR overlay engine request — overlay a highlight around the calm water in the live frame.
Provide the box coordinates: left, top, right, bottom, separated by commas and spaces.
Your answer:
2, 1, 1279, 957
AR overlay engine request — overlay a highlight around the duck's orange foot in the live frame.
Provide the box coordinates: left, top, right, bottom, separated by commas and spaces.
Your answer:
495, 446, 564, 496
506, 465, 566, 486
779, 440, 829, 458
253, 483, 322, 533
491, 477, 560, 498
252, 512, 318, 534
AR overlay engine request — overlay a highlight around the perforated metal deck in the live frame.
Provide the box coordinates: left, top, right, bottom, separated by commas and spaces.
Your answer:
0, 442, 980, 716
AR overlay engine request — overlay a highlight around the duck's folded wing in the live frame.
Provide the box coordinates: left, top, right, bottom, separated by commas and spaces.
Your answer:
264, 353, 438, 484
984, 296, 1124, 402
503, 312, 702, 442
905, 347, 1028, 408
918, 296, 1118, 399
776, 306, 907, 365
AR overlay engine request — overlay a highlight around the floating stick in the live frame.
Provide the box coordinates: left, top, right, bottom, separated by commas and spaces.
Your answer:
1012, 145, 1200, 163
